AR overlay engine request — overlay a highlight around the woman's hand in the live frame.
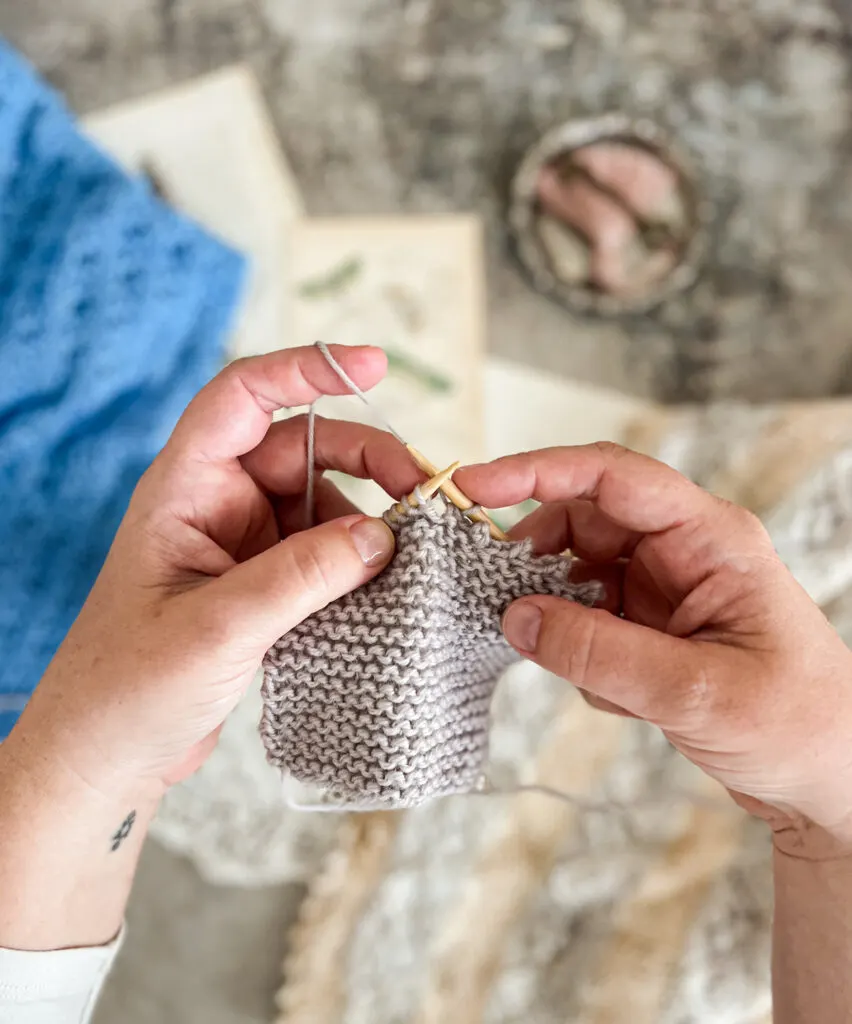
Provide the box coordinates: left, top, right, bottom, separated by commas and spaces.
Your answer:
0, 344, 418, 950
458, 443, 852, 858
13, 344, 419, 799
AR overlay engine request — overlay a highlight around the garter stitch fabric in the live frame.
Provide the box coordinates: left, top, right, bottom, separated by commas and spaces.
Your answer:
261, 500, 600, 809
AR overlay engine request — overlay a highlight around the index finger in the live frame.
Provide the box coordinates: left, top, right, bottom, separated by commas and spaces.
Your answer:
459, 444, 778, 601
457, 442, 716, 536
166, 344, 387, 464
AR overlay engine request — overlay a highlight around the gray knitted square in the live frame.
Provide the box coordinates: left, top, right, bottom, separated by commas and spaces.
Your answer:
261, 499, 600, 809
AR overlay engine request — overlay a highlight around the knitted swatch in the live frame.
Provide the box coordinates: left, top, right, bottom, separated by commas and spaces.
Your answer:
261, 499, 600, 809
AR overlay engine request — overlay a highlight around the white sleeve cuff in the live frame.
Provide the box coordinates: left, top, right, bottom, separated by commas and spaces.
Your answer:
0, 927, 123, 1024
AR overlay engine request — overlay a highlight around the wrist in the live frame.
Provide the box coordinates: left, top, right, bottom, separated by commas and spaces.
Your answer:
771, 813, 852, 862
9, 677, 168, 807
772, 831, 852, 1024
0, 722, 160, 951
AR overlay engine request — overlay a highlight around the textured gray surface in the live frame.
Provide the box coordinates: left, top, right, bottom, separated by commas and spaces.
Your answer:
93, 842, 304, 1024
5, 0, 852, 402
262, 499, 598, 807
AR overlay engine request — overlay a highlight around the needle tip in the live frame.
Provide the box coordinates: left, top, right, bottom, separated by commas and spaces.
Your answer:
419, 461, 462, 500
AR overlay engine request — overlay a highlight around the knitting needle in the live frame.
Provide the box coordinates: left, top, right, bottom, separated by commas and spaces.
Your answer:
414, 461, 462, 502
390, 461, 461, 521
406, 445, 510, 542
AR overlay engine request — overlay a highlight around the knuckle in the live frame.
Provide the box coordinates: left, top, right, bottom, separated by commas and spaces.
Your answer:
592, 440, 629, 460
720, 501, 770, 545
284, 536, 337, 596
673, 666, 715, 723
221, 357, 269, 401
736, 506, 768, 540
225, 355, 251, 377
206, 358, 249, 400
546, 606, 601, 687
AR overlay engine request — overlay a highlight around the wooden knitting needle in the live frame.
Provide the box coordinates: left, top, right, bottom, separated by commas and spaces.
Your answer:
413, 461, 462, 503
406, 445, 510, 542
390, 461, 461, 521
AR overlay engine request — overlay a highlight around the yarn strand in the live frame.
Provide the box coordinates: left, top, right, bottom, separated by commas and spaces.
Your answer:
304, 340, 410, 530
315, 340, 406, 443
305, 400, 318, 530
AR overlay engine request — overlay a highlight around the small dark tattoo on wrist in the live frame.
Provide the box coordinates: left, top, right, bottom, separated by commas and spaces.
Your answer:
110, 810, 137, 852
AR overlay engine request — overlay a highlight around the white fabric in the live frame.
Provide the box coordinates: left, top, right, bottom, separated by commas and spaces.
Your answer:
0, 929, 122, 1024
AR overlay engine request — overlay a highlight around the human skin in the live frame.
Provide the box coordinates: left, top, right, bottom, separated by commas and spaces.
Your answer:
0, 344, 422, 951
458, 444, 852, 1023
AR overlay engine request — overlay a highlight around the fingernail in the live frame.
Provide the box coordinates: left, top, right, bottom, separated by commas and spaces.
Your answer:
350, 518, 395, 567
502, 602, 542, 653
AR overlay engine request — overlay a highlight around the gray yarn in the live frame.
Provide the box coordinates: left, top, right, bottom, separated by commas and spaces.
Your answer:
313, 340, 405, 442
261, 498, 601, 809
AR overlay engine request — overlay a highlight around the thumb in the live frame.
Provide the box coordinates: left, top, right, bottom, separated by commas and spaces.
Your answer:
501, 595, 711, 724
208, 515, 395, 652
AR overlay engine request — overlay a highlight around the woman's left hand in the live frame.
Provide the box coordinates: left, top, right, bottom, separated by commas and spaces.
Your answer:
15, 343, 419, 799
0, 345, 418, 950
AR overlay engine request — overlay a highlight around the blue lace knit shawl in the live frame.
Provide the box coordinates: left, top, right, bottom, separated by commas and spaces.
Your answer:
0, 41, 246, 736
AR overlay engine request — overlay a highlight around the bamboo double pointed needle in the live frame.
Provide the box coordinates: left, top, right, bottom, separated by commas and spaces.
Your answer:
308, 341, 510, 541
414, 461, 462, 502
406, 445, 509, 542
389, 461, 461, 522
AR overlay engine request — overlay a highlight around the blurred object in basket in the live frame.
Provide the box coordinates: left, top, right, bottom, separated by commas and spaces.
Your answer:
511, 114, 708, 317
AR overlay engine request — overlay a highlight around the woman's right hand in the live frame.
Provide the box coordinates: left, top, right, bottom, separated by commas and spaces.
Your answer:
458, 443, 852, 859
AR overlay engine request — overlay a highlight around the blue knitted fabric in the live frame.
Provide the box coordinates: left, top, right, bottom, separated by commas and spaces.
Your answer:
0, 41, 247, 738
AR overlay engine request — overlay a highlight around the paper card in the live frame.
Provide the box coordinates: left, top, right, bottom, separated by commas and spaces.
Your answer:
484, 356, 655, 527
288, 217, 486, 515
83, 64, 304, 362
485, 357, 653, 459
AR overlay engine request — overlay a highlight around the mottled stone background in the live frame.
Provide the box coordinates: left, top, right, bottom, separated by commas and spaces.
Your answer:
3, 0, 852, 402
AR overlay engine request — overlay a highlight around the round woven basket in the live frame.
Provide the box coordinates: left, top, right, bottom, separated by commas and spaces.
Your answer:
509, 113, 709, 317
